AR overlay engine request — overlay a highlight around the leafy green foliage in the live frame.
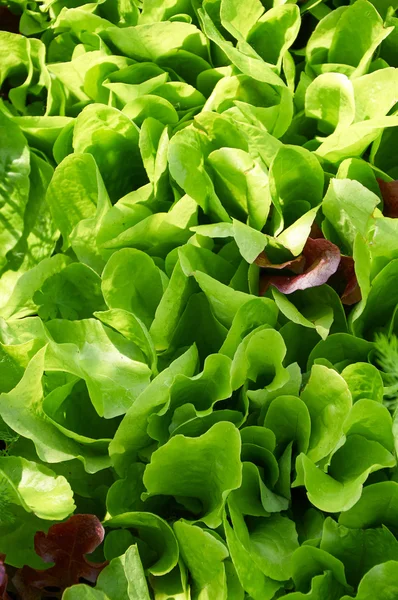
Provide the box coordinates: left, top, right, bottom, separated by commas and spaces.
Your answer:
0, 0, 398, 597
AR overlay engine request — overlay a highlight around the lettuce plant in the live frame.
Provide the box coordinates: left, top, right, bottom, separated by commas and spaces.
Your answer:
0, 0, 398, 597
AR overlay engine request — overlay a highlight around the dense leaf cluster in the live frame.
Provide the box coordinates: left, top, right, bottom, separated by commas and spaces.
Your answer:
0, 0, 398, 597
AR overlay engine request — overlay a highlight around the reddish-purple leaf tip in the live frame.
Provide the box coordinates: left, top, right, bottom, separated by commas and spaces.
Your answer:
259, 237, 341, 295
378, 179, 398, 218
13, 515, 108, 598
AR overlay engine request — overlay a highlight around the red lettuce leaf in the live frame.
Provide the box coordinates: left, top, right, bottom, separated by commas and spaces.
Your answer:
331, 256, 361, 306
377, 179, 398, 218
309, 221, 324, 239
255, 252, 305, 273
13, 515, 107, 598
0, 555, 10, 600
259, 237, 341, 295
